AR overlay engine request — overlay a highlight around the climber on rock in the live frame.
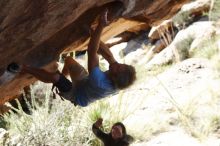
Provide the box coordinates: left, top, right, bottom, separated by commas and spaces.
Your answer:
21, 9, 136, 107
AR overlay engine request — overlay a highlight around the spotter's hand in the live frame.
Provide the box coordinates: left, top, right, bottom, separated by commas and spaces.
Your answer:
94, 118, 103, 127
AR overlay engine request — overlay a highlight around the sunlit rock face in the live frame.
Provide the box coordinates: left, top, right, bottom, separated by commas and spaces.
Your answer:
0, 0, 189, 103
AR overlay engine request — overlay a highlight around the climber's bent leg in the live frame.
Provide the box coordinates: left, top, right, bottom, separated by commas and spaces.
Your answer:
22, 65, 77, 105
22, 65, 60, 83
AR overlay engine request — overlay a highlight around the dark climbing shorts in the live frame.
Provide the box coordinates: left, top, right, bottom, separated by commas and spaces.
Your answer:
54, 74, 72, 93
53, 74, 77, 105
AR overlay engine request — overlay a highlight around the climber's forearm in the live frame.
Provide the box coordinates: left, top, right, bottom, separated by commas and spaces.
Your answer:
98, 41, 116, 64
88, 23, 104, 54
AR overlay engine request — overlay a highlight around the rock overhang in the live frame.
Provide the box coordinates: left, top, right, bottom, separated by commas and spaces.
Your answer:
0, 0, 190, 103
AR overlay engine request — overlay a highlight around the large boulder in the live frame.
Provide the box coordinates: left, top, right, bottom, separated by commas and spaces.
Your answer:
173, 0, 211, 28
146, 21, 216, 68
0, 0, 189, 104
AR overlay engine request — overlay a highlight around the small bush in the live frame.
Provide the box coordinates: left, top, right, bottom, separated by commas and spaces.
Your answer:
190, 35, 219, 59
173, 11, 192, 29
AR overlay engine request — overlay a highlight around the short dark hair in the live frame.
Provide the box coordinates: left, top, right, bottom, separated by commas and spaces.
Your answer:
113, 122, 126, 135
113, 65, 136, 89
112, 122, 134, 143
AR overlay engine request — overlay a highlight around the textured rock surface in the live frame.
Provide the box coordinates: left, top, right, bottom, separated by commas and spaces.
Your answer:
146, 21, 216, 68
148, 20, 174, 40
0, 0, 189, 103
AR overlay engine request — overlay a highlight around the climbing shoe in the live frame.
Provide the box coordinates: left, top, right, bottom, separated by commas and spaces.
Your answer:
7, 62, 20, 73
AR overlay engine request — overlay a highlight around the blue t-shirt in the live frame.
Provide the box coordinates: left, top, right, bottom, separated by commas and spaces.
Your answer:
74, 67, 117, 107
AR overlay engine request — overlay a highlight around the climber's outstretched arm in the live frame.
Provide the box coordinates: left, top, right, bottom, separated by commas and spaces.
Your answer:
87, 10, 108, 73
98, 41, 116, 64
